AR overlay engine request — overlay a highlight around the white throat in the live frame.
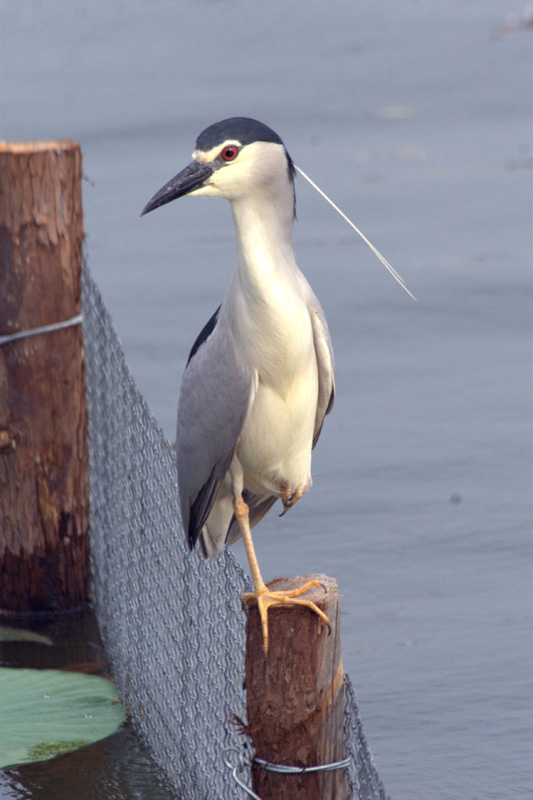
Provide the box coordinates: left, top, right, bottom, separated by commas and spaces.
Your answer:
230, 174, 296, 290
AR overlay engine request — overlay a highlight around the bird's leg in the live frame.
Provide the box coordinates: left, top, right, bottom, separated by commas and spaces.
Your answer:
279, 475, 311, 516
234, 496, 265, 593
235, 496, 329, 653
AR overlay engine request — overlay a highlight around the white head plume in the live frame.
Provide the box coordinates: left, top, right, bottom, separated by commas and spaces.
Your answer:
295, 165, 416, 302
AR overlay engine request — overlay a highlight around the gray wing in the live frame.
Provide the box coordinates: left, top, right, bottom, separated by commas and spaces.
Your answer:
309, 297, 335, 447
177, 308, 254, 549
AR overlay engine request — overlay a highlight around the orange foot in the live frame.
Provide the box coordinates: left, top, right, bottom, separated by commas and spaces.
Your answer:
242, 579, 329, 653
279, 476, 311, 516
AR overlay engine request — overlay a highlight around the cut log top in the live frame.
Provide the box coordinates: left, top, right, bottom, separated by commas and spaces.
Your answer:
0, 140, 79, 153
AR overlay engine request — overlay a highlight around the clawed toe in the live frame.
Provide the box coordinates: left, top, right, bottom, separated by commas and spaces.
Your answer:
243, 582, 329, 652
279, 478, 310, 516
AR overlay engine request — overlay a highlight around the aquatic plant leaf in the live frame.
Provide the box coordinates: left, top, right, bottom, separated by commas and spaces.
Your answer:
0, 667, 126, 768
0, 626, 53, 645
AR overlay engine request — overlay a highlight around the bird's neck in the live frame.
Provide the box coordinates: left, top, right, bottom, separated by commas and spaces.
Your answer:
230, 183, 297, 290
226, 184, 312, 386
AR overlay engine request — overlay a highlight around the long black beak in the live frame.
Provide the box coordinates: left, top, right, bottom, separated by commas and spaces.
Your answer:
141, 160, 214, 217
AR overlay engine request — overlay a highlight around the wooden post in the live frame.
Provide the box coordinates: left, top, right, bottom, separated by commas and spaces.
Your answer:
0, 141, 89, 612
245, 574, 349, 800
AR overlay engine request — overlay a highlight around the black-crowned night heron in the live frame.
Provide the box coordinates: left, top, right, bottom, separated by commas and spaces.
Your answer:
142, 117, 334, 651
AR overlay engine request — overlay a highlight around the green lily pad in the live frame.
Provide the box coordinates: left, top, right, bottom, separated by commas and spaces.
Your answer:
0, 667, 126, 768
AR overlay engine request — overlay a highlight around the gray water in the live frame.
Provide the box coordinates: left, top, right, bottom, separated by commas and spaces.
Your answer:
1, 2, 531, 798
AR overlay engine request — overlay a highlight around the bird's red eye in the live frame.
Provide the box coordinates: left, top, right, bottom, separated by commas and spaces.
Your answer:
221, 146, 239, 161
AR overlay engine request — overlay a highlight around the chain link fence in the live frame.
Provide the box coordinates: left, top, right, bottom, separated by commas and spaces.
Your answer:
82, 261, 389, 800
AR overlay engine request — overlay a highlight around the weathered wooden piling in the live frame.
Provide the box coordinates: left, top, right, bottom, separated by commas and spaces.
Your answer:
245, 574, 349, 800
0, 141, 89, 612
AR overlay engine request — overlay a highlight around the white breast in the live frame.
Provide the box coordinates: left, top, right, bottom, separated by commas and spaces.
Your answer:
223, 158, 320, 497
231, 276, 318, 497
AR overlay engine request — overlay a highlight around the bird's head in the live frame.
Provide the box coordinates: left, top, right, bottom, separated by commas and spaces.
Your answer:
141, 117, 295, 216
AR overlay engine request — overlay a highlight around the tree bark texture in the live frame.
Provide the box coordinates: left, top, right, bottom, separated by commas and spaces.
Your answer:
0, 141, 89, 612
245, 574, 349, 800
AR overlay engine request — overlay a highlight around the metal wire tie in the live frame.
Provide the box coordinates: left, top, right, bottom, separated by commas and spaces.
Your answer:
224, 746, 351, 800
254, 754, 352, 774
0, 313, 84, 346
224, 747, 261, 800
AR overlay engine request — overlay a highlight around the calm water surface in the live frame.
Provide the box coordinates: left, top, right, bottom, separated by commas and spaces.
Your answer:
1, 2, 531, 798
